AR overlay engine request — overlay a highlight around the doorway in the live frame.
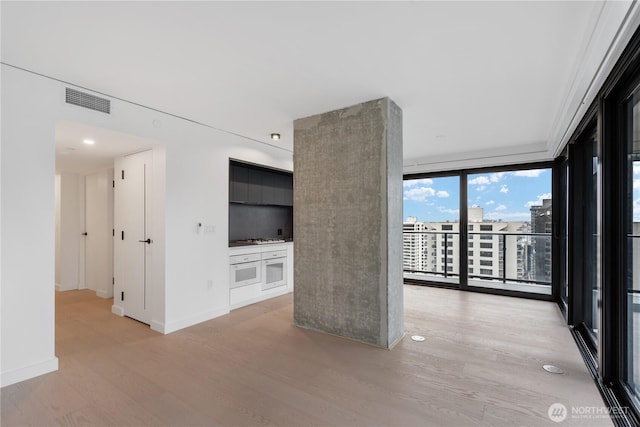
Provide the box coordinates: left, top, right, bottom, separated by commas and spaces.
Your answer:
54, 121, 158, 324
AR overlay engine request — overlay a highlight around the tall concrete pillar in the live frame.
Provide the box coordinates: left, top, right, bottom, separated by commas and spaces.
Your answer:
293, 97, 403, 348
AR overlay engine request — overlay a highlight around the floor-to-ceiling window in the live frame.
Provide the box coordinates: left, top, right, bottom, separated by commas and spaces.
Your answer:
466, 168, 552, 296
568, 123, 601, 350
558, 26, 640, 424
403, 166, 553, 299
624, 82, 640, 407
403, 176, 460, 286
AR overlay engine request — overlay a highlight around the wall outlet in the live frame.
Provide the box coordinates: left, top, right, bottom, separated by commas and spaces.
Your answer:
207, 280, 214, 289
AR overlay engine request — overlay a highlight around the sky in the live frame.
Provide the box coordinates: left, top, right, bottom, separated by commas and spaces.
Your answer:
403, 168, 552, 223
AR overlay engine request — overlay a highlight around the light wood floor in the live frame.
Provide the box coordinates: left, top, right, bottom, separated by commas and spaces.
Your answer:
1, 286, 611, 426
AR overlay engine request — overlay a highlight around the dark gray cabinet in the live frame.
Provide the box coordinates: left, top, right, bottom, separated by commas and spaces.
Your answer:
229, 160, 293, 206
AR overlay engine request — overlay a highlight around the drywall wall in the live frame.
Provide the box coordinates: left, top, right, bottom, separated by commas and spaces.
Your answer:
84, 168, 114, 298
1, 64, 293, 386
55, 172, 84, 291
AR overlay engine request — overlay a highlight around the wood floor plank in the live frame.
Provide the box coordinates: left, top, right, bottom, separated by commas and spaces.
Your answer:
0, 286, 612, 426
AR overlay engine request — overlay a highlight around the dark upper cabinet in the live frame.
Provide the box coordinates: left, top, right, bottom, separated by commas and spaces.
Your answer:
230, 160, 293, 206
230, 163, 249, 202
247, 168, 263, 204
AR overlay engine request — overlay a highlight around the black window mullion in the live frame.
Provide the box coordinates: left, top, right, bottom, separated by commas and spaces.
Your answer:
460, 172, 468, 290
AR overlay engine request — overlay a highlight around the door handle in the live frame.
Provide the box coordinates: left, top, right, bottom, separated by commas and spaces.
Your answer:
138, 238, 152, 244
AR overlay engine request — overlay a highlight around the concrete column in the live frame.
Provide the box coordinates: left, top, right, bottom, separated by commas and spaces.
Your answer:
293, 97, 403, 348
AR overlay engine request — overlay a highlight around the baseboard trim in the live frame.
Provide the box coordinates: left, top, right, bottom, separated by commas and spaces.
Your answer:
111, 304, 124, 316
150, 320, 165, 334
1, 357, 59, 388
96, 290, 111, 299
161, 307, 229, 334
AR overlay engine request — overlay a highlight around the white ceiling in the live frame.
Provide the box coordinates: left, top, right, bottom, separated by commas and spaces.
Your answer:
2, 1, 636, 173
55, 121, 155, 174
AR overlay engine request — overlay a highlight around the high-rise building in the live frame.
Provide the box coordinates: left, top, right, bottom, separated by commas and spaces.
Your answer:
403, 207, 532, 282
530, 199, 552, 283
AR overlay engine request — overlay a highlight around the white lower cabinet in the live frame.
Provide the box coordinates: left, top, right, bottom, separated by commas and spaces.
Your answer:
229, 243, 293, 310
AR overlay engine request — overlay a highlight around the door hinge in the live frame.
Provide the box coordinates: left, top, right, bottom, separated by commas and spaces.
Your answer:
121, 291, 124, 301
112, 229, 115, 237
121, 170, 125, 180
112, 180, 115, 188
112, 277, 114, 285
121, 230, 124, 240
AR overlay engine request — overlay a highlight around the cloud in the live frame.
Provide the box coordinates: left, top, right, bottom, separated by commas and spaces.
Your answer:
436, 190, 449, 198
485, 200, 495, 205
634, 163, 640, 176
404, 187, 435, 201
490, 172, 506, 182
513, 169, 545, 178
476, 185, 486, 192
485, 211, 531, 220
525, 192, 552, 207
499, 185, 509, 193
495, 204, 507, 211
469, 176, 490, 185
438, 206, 460, 215
634, 179, 640, 190
403, 178, 433, 188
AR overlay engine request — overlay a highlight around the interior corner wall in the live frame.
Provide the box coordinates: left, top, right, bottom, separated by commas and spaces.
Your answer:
1, 63, 293, 386
293, 97, 404, 348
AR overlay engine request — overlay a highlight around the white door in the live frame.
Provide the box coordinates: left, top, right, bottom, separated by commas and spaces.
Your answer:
85, 169, 114, 298
114, 151, 152, 324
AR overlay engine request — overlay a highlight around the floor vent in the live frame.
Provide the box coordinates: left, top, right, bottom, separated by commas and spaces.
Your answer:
65, 88, 111, 114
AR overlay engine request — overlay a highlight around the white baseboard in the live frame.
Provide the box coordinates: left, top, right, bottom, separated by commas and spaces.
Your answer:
150, 320, 165, 334
230, 287, 290, 310
96, 290, 112, 299
55, 283, 61, 291
160, 306, 229, 334
1, 357, 59, 388
111, 304, 124, 316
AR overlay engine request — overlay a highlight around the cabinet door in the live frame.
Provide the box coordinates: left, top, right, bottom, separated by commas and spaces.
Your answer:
271, 173, 287, 206
247, 168, 263, 204
261, 171, 277, 205
230, 163, 249, 202
283, 174, 293, 206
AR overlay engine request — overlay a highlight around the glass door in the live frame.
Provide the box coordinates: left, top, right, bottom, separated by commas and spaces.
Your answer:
569, 123, 600, 348
625, 86, 640, 399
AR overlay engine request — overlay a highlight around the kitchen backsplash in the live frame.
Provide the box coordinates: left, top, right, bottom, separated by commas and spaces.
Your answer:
229, 204, 293, 241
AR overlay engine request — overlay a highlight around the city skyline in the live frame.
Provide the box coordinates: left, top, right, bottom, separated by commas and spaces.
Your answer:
403, 169, 552, 223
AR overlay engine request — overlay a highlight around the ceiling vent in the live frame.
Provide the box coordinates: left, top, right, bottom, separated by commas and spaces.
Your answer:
65, 88, 111, 114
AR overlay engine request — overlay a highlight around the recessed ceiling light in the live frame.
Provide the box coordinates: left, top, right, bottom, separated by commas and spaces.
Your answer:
270, 133, 281, 140
83, 139, 95, 145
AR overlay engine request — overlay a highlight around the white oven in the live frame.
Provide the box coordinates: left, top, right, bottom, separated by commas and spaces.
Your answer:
229, 252, 262, 289
262, 250, 287, 290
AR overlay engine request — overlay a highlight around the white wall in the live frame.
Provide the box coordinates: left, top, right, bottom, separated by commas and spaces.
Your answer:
54, 175, 61, 286
56, 173, 84, 291
1, 66, 59, 387
1, 64, 293, 386
84, 168, 114, 298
